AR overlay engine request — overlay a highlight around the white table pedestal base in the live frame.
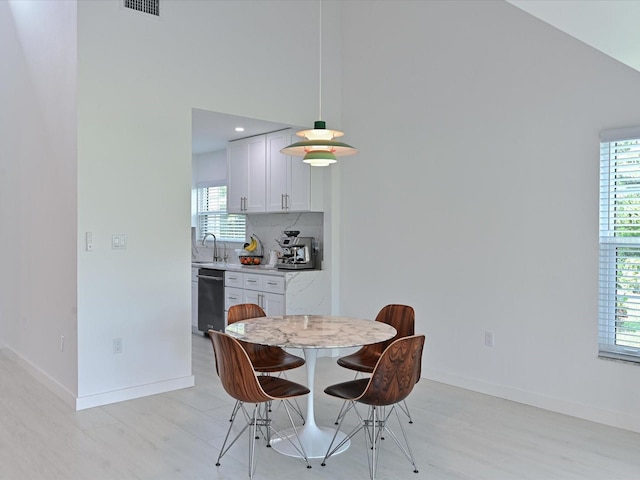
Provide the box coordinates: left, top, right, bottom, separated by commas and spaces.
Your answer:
270, 425, 349, 459
270, 348, 349, 459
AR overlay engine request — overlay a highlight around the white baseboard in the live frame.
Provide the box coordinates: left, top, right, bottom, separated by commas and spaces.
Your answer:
425, 367, 640, 434
2, 347, 195, 411
76, 375, 195, 410
3, 347, 77, 409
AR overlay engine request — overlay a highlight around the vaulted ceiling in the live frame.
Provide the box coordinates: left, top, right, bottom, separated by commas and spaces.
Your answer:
509, 0, 640, 73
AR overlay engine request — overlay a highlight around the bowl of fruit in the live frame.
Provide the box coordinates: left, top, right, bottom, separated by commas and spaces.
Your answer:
239, 255, 262, 266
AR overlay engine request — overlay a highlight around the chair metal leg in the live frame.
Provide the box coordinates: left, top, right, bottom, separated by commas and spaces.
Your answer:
398, 399, 414, 423
249, 404, 258, 479
370, 406, 379, 480
229, 400, 241, 422
383, 407, 419, 474
333, 372, 363, 425
323, 402, 419, 480
322, 401, 366, 465
269, 397, 305, 425
217, 400, 311, 476
216, 402, 252, 467
272, 401, 312, 468
263, 372, 306, 424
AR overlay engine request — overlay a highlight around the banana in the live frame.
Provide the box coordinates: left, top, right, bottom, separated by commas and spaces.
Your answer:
245, 236, 257, 252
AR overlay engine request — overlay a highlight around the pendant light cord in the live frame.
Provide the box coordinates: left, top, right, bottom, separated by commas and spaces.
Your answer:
318, 0, 322, 121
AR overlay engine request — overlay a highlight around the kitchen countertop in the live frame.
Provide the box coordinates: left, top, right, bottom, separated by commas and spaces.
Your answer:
192, 261, 285, 274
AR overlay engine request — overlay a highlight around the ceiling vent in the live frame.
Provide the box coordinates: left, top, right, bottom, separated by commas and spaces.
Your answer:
124, 0, 160, 17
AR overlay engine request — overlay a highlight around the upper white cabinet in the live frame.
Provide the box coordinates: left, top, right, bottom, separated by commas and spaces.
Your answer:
266, 130, 314, 212
227, 135, 267, 213
228, 129, 323, 214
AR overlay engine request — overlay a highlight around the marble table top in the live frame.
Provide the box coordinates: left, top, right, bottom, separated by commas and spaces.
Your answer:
225, 314, 397, 349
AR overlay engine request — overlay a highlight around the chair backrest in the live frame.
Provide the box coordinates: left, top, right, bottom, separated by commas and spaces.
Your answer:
209, 330, 272, 404
357, 334, 425, 407
225, 303, 274, 364
376, 304, 415, 351
348, 304, 416, 361
227, 303, 266, 325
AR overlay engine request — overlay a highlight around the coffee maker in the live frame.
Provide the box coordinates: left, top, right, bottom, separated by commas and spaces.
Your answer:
277, 231, 316, 270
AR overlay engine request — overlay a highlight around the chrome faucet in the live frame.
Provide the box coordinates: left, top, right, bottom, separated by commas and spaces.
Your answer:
201, 233, 218, 262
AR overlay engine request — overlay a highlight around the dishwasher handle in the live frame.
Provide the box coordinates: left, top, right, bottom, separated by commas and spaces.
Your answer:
197, 275, 224, 281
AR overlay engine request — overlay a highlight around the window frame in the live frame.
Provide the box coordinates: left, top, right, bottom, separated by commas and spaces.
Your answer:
599, 126, 640, 363
195, 182, 246, 243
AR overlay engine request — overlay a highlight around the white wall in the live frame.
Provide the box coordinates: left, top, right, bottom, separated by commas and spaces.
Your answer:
193, 150, 227, 188
0, 1, 78, 400
339, 0, 640, 432
74, 0, 342, 407
192, 150, 226, 230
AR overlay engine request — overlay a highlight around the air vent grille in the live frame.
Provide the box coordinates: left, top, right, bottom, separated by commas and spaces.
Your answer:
124, 0, 159, 16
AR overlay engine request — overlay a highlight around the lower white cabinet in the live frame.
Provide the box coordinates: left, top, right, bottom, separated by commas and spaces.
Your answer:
224, 286, 244, 311
224, 271, 285, 317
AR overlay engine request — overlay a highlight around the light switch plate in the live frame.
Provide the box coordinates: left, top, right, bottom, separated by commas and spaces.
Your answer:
112, 234, 127, 250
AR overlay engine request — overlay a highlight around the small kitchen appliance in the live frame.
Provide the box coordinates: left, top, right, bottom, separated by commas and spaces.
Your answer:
277, 232, 316, 270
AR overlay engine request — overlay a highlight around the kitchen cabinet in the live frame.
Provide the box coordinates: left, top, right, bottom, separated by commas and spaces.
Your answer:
228, 130, 323, 214
243, 272, 285, 316
224, 270, 285, 317
227, 135, 267, 213
266, 130, 315, 212
224, 286, 244, 311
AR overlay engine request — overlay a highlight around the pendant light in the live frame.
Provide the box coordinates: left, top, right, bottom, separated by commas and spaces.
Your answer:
280, 0, 358, 166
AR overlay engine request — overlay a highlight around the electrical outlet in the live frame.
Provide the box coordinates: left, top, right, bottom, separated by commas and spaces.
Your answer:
113, 338, 123, 354
484, 331, 495, 347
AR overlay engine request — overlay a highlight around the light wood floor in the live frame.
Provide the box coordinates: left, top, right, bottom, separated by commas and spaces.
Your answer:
2, 333, 640, 479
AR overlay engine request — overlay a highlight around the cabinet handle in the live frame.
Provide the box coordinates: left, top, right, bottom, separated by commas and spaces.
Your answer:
228, 295, 238, 300
285, 194, 290, 210
258, 293, 264, 308
281, 194, 285, 210
266, 281, 278, 286
247, 279, 257, 284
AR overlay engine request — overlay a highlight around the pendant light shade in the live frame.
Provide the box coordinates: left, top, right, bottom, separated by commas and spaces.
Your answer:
280, 2, 358, 166
303, 149, 337, 167
281, 121, 358, 158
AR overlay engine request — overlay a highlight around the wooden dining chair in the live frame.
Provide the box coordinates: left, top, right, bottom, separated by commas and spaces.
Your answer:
209, 330, 311, 479
334, 304, 417, 424
321, 334, 425, 480
227, 304, 306, 373
227, 303, 305, 422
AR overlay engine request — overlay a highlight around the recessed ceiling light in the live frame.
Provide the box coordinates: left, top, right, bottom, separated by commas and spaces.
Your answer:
235, 127, 245, 132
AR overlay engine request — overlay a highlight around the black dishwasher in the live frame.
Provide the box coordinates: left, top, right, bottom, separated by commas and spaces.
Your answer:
197, 268, 225, 334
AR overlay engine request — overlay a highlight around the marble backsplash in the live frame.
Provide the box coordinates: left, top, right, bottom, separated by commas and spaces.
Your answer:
192, 211, 324, 265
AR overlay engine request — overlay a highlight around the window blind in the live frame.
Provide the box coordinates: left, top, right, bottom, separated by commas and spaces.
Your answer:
196, 185, 246, 241
599, 132, 640, 362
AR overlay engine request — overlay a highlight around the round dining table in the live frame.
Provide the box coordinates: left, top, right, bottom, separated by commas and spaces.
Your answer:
225, 314, 397, 458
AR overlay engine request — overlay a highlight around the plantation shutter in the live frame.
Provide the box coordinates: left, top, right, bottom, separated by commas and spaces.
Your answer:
197, 185, 246, 241
599, 127, 640, 362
